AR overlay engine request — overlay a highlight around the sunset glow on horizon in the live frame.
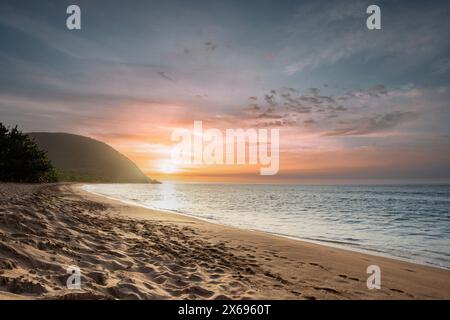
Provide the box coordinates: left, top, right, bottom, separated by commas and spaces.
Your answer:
1, 0, 449, 183
85, 89, 450, 183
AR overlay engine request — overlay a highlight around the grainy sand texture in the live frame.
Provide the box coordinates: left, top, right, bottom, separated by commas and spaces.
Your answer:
0, 183, 449, 299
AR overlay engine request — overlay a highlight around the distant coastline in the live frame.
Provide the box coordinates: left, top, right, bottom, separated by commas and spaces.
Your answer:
29, 132, 160, 184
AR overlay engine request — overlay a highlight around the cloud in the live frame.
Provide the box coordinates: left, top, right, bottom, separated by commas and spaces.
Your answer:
303, 119, 317, 127
241, 83, 439, 136
282, 1, 450, 74
204, 41, 217, 51
244, 85, 388, 126
323, 111, 418, 136
264, 93, 278, 108
157, 71, 175, 82
1, 0, 449, 173
431, 57, 450, 75
338, 85, 388, 100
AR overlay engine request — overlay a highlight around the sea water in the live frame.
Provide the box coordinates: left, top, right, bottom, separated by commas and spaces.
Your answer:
83, 183, 450, 269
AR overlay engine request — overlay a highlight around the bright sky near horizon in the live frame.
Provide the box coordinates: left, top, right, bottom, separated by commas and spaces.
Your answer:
1, 0, 449, 183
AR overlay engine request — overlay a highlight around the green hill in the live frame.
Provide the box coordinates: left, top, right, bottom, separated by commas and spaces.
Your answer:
28, 132, 159, 183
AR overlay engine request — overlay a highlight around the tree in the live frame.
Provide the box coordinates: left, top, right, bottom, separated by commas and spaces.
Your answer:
0, 123, 58, 182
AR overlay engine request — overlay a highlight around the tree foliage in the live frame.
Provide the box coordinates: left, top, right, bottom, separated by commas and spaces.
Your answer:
0, 123, 58, 182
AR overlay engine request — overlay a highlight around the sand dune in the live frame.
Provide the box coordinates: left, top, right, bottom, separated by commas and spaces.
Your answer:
0, 183, 449, 299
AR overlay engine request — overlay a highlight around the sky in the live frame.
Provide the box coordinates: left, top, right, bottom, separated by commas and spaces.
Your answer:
0, 0, 449, 183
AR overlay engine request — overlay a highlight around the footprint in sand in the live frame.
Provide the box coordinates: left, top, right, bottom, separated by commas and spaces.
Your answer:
184, 285, 214, 298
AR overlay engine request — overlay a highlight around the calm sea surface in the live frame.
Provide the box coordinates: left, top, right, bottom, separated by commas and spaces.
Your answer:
83, 183, 450, 269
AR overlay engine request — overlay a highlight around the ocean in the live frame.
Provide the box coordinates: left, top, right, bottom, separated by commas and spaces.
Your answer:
83, 183, 450, 269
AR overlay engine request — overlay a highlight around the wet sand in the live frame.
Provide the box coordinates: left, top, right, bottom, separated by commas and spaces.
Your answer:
0, 183, 449, 299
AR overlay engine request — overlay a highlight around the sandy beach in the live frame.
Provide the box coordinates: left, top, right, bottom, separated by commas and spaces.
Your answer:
0, 183, 449, 300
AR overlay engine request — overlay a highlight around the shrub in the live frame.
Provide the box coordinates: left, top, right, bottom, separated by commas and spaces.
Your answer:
0, 123, 58, 182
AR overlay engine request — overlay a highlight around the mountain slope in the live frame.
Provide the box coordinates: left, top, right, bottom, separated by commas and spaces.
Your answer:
28, 132, 158, 183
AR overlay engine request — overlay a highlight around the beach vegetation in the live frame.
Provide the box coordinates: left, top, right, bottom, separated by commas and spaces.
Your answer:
0, 123, 58, 183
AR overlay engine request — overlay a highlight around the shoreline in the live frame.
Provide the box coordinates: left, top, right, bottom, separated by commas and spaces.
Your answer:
81, 184, 449, 271
75, 184, 450, 299
1, 183, 449, 299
